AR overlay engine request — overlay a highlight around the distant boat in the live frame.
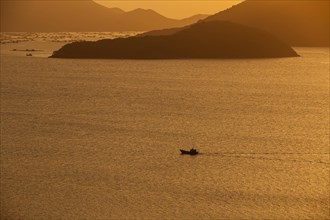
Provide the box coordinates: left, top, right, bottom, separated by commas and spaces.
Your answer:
26, 53, 32, 56
180, 148, 198, 155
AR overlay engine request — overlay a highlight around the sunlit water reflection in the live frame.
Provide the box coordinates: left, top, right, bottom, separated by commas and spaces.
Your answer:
1, 34, 329, 219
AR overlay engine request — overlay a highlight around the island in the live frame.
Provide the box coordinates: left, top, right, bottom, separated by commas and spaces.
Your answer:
50, 21, 299, 59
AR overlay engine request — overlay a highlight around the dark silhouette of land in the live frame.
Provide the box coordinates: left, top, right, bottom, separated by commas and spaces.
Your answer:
140, 0, 330, 46
50, 21, 298, 59
0, 0, 208, 32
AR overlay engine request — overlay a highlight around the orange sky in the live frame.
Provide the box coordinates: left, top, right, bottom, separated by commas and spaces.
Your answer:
95, 1, 243, 19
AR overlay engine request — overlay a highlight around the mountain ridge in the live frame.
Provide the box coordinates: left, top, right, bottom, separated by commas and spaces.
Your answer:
140, 0, 329, 46
205, 0, 329, 46
0, 0, 208, 32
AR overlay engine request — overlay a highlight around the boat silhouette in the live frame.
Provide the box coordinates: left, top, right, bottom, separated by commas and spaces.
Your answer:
180, 148, 198, 155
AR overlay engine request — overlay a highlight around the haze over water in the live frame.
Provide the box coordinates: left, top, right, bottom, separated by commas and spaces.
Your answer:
1, 35, 329, 219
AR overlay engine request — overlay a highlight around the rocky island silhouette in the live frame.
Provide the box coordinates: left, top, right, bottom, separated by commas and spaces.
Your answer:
50, 21, 298, 59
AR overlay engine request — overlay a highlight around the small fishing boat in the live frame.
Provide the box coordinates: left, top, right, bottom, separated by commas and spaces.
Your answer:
180, 148, 198, 155
26, 53, 32, 56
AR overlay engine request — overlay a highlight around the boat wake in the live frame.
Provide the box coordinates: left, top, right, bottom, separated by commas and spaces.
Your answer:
200, 152, 329, 165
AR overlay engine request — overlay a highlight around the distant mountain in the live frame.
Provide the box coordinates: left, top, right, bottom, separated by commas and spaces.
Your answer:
50, 21, 298, 59
0, 0, 208, 32
206, 0, 329, 46
140, 0, 329, 46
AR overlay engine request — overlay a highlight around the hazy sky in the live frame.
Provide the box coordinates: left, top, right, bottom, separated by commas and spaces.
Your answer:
95, 1, 243, 19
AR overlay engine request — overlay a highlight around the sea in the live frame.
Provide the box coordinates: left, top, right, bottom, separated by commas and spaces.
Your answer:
1, 32, 329, 219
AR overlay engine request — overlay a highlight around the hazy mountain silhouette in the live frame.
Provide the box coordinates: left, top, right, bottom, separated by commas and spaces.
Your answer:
206, 0, 329, 46
50, 21, 298, 59
140, 0, 329, 46
0, 0, 208, 32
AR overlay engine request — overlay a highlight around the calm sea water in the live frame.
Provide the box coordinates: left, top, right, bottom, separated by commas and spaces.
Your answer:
1, 37, 329, 219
